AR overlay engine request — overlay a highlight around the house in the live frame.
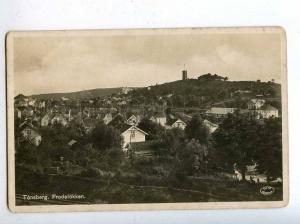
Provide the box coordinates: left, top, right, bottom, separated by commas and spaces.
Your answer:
113, 123, 148, 150
247, 99, 266, 110
19, 123, 42, 146
255, 104, 279, 119
203, 119, 219, 133
206, 107, 236, 117
150, 112, 167, 127
166, 118, 187, 130
51, 114, 68, 126
126, 114, 141, 126
41, 114, 52, 126
61, 96, 70, 101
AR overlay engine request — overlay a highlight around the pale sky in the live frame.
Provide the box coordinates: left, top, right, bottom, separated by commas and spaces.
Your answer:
13, 29, 283, 95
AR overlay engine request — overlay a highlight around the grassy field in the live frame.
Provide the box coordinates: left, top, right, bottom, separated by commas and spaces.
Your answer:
16, 169, 282, 205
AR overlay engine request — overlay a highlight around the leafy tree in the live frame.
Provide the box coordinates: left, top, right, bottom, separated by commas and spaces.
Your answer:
212, 112, 261, 180
255, 117, 282, 181
90, 122, 123, 151
172, 95, 184, 107
40, 124, 69, 146
138, 118, 165, 140
185, 115, 210, 144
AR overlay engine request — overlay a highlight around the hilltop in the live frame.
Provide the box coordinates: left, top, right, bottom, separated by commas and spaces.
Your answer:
128, 74, 281, 109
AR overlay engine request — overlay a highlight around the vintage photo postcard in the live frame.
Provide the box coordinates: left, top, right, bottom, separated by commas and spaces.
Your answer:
6, 27, 288, 212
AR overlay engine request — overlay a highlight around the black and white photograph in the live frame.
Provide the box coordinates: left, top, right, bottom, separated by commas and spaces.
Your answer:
6, 28, 288, 212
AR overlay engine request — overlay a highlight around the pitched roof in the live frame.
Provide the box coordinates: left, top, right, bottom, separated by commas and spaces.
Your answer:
114, 123, 133, 133
258, 104, 277, 111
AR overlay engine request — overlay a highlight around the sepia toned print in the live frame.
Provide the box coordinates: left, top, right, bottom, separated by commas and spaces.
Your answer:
6, 27, 288, 212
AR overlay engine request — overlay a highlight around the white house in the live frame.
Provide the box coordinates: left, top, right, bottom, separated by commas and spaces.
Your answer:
166, 118, 187, 130
255, 104, 279, 119
117, 124, 148, 150
150, 112, 167, 127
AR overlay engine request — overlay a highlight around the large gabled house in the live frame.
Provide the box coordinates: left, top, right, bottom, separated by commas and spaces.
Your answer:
117, 123, 148, 150
109, 114, 148, 150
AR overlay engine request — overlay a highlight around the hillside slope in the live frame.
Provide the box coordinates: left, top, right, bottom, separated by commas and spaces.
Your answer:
31, 87, 125, 100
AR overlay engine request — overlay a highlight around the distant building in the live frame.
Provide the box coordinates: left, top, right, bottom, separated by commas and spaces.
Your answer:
247, 99, 266, 110
36, 100, 46, 109
166, 118, 187, 130
121, 87, 133, 95
41, 114, 51, 126
182, 69, 188, 80
150, 112, 167, 127
206, 107, 236, 117
61, 96, 70, 101
255, 104, 279, 119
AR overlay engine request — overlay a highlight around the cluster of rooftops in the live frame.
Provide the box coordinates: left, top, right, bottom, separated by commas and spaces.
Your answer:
14, 93, 279, 148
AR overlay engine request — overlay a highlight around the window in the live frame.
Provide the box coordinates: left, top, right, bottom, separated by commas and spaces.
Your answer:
130, 130, 135, 140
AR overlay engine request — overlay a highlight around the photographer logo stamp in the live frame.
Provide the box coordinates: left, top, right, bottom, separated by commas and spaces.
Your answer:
260, 186, 275, 196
